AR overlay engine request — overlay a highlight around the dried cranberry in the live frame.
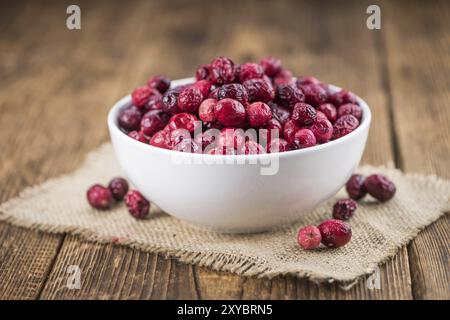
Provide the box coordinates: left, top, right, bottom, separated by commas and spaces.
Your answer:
218, 83, 249, 105
124, 190, 150, 219
328, 89, 357, 106
238, 140, 265, 155
147, 75, 170, 94
332, 115, 359, 139
276, 83, 304, 108
269, 102, 291, 125
318, 219, 352, 248
243, 78, 275, 103
296, 76, 321, 87
87, 184, 113, 210
214, 98, 246, 127
236, 62, 264, 83
198, 98, 217, 123
318, 103, 337, 123
140, 109, 170, 137
132, 86, 160, 108
162, 89, 181, 114
209, 56, 235, 85
346, 174, 367, 200
208, 87, 220, 99
128, 130, 148, 143
194, 129, 219, 151
282, 119, 300, 145
297, 225, 322, 250
118, 106, 142, 131
108, 177, 129, 201
292, 103, 317, 126
196, 64, 210, 81
170, 128, 191, 145
260, 57, 281, 77
316, 111, 328, 121
149, 128, 172, 149
293, 128, 316, 149
338, 103, 362, 121
178, 86, 203, 113
173, 138, 201, 153
247, 102, 272, 127
299, 84, 328, 106
267, 138, 290, 153
217, 128, 250, 153
364, 174, 396, 202
192, 80, 212, 98
145, 94, 164, 111
167, 113, 200, 133
273, 69, 293, 86
332, 199, 357, 220
310, 117, 333, 143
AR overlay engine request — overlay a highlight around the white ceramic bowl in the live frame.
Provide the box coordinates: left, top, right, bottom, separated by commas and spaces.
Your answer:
108, 78, 371, 233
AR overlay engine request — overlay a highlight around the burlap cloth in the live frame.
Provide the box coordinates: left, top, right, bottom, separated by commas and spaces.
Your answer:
1, 144, 449, 287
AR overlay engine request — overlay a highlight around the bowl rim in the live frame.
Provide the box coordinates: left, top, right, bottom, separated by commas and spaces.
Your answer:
107, 77, 371, 160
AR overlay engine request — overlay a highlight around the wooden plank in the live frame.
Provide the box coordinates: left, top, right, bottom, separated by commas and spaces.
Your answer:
383, 0, 450, 300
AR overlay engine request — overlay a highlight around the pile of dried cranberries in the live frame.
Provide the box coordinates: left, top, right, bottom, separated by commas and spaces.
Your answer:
118, 56, 363, 154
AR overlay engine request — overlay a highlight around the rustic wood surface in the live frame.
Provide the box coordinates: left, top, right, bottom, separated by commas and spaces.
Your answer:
0, 0, 448, 300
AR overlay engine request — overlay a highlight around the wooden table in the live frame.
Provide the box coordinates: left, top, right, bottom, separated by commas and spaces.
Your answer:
0, 0, 448, 300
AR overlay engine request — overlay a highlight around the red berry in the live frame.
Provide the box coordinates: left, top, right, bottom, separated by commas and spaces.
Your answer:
299, 83, 328, 107
296, 76, 321, 87
247, 102, 272, 127
269, 102, 291, 125
276, 83, 304, 108
260, 118, 282, 144
167, 112, 200, 133
194, 129, 219, 151
310, 117, 333, 143
293, 128, 316, 149
192, 80, 212, 98
118, 106, 142, 131
208, 87, 220, 100
132, 86, 160, 108
364, 174, 396, 201
241, 140, 265, 155
217, 128, 246, 151
124, 190, 150, 219
218, 83, 249, 105
108, 177, 129, 201
162, 89, 181, 114
273, 69, 293, 85
195, 64, 210, 81
140, 109, 170, 137
173, 139, 201, 153
147, 75, 170, 94
128, 130, 148, 143
198, 98, 217, 123
282, 119, 300, 145
209, 56, 236, 85
149, 128, 172, 149
236, 62, 264, 83
292, 103, 317, 126
297, 225, 322, 250
214, 98, 246, 127
267, 138, 290, 153
328, 89, 357, 106
178, 86, 203, 113
145, 94, 164, 111
87, 184, 113, 210
169, 128, 191, 145
332, 199, 358, 220
260, 57, 282, 77
318, 219, 352, 248
318, 103, 337, 123
346, 174, 367, 200
332, 115, 359, 139
243, 78, 275, 103
338, 103, 362, 121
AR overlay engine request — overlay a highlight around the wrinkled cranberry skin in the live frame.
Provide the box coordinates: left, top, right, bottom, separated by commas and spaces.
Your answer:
243, 78, 275, 103
292, 103, 317, 126
196, 64, 210, 81
247, 102, 272, 127
178, 86, 203, 113
346, 174, 367, 200
198, 98, 217, 123
214, 98, 246, 127
132, 86, 158, 108
124, 190, 150, 219
318, 103, 337, 123
87, 184, 113, 210
128, 130, 148, 143
149, 128, 172, 149
108, 177, 129, 201
300, 84, 328, 106
145, 95, 164, 111
364, 174, 396, 201
240, 141, 265, 155
217, 128, 247, 151
209, 56, 236, 85
282, 119, 300, 144
193, 80, 212, 98
332, 115, 359, 139
318, 219, 352, 248
218, 83, 249, 105
162, 89, 181, 114
118, 106, 142, 131
273, 69, 293, 85
167, 113, 200, 133
269, 102, 291, 125
140, 110, 170, 137
296, 76, 321, 87
293, 128, 316, 149
173, 139, 201, 153
276, 83, 305, 108
147, 75, 170, 94
328, 89, 357, 106
208, 87, 220, 99
297, 225, 322, 250
310, 117, 333, 143
267, 138, 290, 153
338, 103, 362, 121
170, 128, 191, 145
333, 199, 358, 220
194, 129, 219, 151
236, 62, 264, 83
260, 57, 282, 77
